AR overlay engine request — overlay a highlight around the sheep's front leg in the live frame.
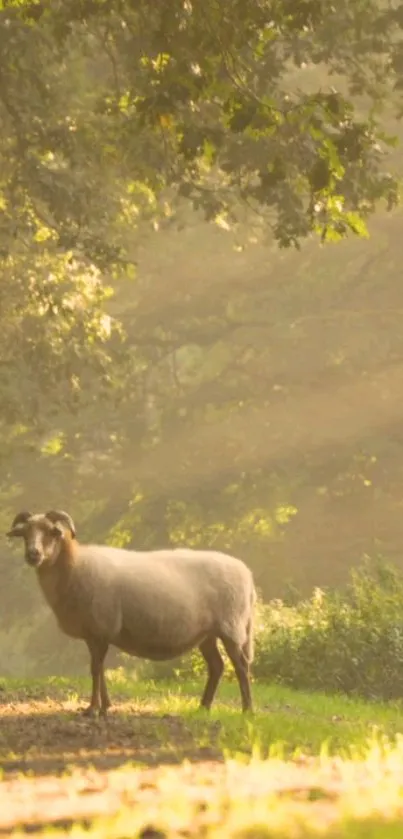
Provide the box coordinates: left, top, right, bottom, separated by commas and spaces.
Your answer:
199, 637, 224, 710
83, 639, 109, 717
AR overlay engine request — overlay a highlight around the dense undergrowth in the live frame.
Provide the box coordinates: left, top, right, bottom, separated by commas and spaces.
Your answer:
252, 557, 403, 700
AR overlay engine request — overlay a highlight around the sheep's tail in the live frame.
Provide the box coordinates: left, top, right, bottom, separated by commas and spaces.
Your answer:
243, 582, 257, 664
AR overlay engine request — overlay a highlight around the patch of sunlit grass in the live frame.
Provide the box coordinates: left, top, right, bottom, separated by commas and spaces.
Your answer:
17, 737, 403, 838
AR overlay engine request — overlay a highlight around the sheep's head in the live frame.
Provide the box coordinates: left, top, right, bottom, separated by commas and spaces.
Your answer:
6, 510, 76, 568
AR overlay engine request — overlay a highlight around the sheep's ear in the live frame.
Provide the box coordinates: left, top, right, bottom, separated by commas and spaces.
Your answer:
6, 525, 25, 538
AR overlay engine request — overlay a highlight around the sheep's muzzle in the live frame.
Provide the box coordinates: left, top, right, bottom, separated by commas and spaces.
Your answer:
26, 547, 43, 568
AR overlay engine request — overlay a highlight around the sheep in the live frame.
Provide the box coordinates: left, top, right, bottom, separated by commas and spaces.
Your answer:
7, 509, 256, 716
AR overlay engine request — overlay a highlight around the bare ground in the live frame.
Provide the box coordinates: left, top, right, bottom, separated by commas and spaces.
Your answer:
0, 696, 224, 776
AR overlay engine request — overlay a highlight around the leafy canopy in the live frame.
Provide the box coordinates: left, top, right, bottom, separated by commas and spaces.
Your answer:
0, 0, 402, 260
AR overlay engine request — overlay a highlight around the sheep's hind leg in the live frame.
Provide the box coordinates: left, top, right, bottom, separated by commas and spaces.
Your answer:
199, 637, 224, 710
99, 661, 111, 716
83, 639, 109, 717
220, 636, 253, 713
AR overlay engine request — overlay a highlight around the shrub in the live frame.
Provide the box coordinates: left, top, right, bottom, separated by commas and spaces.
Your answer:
253, 555, 403, 700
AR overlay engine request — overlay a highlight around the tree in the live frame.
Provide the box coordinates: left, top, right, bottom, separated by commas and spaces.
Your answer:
1, 0, 403, 673
0, 0, 400, 431
0, 0, 401, 265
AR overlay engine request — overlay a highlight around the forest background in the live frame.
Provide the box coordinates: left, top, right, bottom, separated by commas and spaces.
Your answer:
2, 0, 403, 677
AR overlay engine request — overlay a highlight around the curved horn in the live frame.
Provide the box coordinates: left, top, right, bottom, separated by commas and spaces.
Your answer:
7, 510, 33, 537
45, 510, 76, 539
11, 511, 33, 528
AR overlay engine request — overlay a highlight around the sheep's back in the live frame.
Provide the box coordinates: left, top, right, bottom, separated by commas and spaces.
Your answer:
75, 545, 254, 652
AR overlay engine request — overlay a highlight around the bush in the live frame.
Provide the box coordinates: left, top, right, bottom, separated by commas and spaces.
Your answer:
254, 556, 403, 700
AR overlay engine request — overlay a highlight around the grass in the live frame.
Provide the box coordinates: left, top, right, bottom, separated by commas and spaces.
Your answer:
1, 673, 403, 835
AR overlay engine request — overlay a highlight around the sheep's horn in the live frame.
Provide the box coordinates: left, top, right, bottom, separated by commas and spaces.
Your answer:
11, 511, 33, 528
6, 510, 33, 537
45, 510, 76, 539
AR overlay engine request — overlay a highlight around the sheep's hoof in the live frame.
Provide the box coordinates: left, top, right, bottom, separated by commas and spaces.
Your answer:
82, 705, 99, 718
81, 704, 110, 719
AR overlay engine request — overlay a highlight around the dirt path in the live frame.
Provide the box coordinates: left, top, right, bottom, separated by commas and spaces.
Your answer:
1, 744, 401, 836
0, 758, 344, 834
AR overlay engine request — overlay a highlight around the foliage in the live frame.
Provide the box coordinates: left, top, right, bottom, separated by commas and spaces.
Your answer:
3, 0, 403, 672
0, 0, 401, 273
0, 0, 400, 436
252, 556, 403, 700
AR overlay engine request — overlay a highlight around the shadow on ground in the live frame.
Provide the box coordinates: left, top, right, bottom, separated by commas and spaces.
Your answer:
0, 698, 225, 778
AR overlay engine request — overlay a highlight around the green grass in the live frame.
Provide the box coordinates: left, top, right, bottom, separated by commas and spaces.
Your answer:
23, 671, 403, 757
1, 674, 403, 836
